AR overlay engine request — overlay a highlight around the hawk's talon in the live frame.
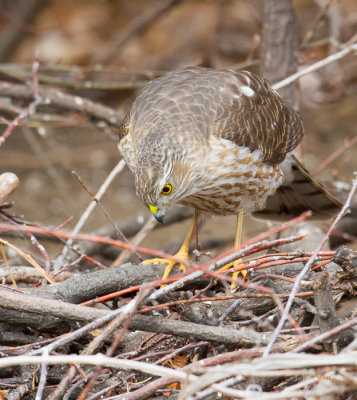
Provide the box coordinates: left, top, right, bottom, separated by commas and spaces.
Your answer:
143, 248, 190, 285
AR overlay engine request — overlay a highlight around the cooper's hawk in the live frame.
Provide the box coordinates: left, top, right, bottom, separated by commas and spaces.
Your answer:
118, 67, 341, 281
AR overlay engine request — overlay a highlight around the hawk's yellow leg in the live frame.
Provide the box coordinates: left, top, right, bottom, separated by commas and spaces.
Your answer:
221, 211, 247, 288
143, 211, 201, 282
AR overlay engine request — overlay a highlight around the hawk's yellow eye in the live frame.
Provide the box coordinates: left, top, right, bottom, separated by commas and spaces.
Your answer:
161, 182, 173, 195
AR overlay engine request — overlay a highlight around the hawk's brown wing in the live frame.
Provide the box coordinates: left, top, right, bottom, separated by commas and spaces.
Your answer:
211, 69, 304, 164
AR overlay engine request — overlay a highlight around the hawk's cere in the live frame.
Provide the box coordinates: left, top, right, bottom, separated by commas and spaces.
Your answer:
118, 67, 341, 280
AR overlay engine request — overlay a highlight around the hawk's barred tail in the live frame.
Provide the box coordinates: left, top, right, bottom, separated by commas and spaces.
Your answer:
253, 156, 343, 221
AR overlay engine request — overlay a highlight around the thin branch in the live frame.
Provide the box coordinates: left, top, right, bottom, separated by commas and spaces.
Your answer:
272, 38, 357, 91
35, 348, 48, 400
54, 160, 127, 270
0, 238, 55, 284
112, 215, 157, 266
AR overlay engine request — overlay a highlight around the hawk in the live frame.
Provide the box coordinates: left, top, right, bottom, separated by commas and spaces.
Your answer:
118, 67, 341, 281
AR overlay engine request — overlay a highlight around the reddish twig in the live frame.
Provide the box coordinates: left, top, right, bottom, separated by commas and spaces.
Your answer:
0, 223, 305, 276
0, 222, 192, 267
272, 36, 357, 91
239, 255, 333, 274
311, 259, 331, 271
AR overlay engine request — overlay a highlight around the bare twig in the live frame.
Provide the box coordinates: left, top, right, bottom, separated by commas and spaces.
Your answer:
0, 234, 298, 357
112, 215, 157, 266
72, 169, 142, 262
35, 348, 48, 400
76, 285, 152, 400
272, 37, 357, 91
2, 352, 357, 400
0, 63, 163, 90
292, 315, 357, 353
1, 211, 51, 272
0, 242, 17, 287
0, 238, 55, 284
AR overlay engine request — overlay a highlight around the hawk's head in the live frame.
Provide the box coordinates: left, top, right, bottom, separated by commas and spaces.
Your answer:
134, 132, 203, 223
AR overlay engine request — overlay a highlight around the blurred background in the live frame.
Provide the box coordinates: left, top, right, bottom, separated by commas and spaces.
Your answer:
0, 0, 356, 264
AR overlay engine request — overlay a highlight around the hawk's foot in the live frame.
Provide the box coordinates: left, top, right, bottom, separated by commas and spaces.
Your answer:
143, 246, 190, 284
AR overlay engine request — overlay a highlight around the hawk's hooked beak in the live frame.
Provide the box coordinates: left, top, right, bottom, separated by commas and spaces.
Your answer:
149, 204, 165, 224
